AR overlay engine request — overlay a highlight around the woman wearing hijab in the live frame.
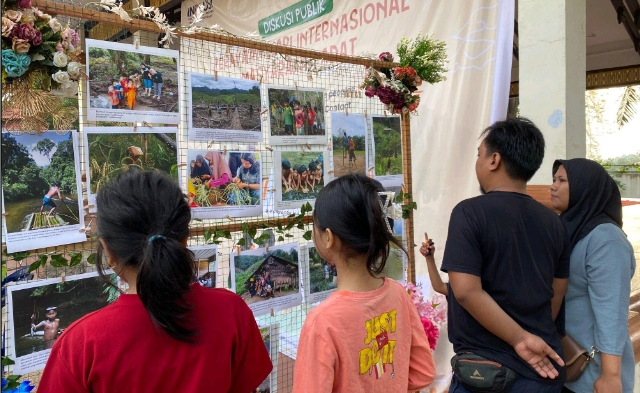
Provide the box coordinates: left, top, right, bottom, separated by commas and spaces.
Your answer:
190, 155, 212, 182
203, 151, 232, 188
550, 158, 635, 393
231, 153, 261, 205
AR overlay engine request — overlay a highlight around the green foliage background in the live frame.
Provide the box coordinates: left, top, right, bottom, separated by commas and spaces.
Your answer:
372, 117, 402, 176
1, 133, 77, 201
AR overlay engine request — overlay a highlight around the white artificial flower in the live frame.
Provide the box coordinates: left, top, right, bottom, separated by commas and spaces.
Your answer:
48, 18, 62, 32
52, 70, 70, 84
52, 51, 68, 67
66, 61, 82, 79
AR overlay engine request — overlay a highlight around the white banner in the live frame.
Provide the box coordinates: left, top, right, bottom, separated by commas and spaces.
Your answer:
182, 0, 514, 390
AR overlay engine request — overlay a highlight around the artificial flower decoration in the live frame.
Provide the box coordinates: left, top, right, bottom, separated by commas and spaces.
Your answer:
403, 281, 447, 350
361, 33, 448, 115
1, 378, 35, 393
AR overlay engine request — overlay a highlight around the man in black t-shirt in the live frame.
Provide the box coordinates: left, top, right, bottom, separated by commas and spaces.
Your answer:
442, 118, 571, 392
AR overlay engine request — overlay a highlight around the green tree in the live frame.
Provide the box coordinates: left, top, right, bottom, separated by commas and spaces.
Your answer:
32, 138, 56, 161
1, 133, 47, 200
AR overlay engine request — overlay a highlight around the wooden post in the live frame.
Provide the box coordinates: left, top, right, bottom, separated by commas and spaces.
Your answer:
401, 112, 416, 284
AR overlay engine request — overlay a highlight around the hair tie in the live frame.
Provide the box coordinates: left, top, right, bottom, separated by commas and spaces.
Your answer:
148, 235, 166, 243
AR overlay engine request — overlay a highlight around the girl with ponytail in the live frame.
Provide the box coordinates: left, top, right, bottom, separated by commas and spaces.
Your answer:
39, 169, 272, 393
292, 174, 435, 392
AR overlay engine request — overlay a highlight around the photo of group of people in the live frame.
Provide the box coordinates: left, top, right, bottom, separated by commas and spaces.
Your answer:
188, 150, 262, 219
267, 87, 326, 145
2, 131, 86, 253
84, 127, 179, 212
231, 244, 302, 316
331, 112, 367, 177
188, 74, 262, 142
307, 245, 337, 304
7, 272, 116, 374
86, 39, 179, 123
274, 151, 330, 211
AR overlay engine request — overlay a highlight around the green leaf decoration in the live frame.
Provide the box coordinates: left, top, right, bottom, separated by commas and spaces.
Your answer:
29, 255, 49, 273
1, 266, 6, 282
203, 229, 212, 242
237, 238, 246, 246
8, 251, 31, 261
50, 254, 69, 267
297, 223, 305, 230
87, 253, 97, 265
69, 252, 83, 267
248, 226, 257, 239
303, 231, 312, 241
2, 355, 16, 366
277, 236, 284, 242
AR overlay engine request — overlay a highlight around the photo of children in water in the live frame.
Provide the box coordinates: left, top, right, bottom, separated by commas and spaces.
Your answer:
267, 86, 326, 145
8, 273, 116, 374
231, 244, 302, 316
331, 112, 367, 177
86, 39, 179, 123
188, 74, 262, 142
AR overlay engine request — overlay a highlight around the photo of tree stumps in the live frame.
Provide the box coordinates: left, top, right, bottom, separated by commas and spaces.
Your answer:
331, 112, 367, 177
188, 73, 263, 143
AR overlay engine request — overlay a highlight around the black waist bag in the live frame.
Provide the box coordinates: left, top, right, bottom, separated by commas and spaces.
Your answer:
451, 353, 519, 393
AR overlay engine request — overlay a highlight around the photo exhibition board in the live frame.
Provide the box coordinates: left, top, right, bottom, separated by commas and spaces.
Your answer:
230, 243, 302, 317
83, 127, 180, 213
85, 39, 180, 124
305, 242, 337, 304
6, 272, 115, 374
266, 86, 327, 146
187, 150, 263, 219
189, 245, 218, 289
258, 323, 280, 392
370, 115, 403, 187
273, 150, 331, 211
330, 112, 368, 178
2, 130, 86, 253
187, 73, 263, 143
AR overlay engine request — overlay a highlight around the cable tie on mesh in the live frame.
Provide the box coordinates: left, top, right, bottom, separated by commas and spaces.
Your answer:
307, 72, 313, 81
259, 75, 263, 84
300, 146, 305, 153
384, 110, 388, 117
61, 271, 66, 283
267, 188, 275, 192
1, 213, 6, 217
226, 214, 234, 221
223, 147, 227, 155
133, 123, 137, 132
265, 146, 273, 151
364, 109, 367, 117
177, 163, 187, 167
345, 107, 348, 116
207, 140, 215, 148
214, 70, 218, 81
260, 108, 268, 115
83, 204, 95, 210
270, 308, 275, 317
142, 121, 152, 128
134, 39, 139, 49
305, 143, 311, 150
237, 246, 241, 256
294, 82, 298, 90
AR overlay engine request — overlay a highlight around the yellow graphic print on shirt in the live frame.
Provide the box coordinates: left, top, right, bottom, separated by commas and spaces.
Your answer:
359, 309, 397, 379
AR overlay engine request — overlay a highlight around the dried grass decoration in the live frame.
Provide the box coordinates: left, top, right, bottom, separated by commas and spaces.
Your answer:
192, 178, 253, 207
2, 72, 79, 133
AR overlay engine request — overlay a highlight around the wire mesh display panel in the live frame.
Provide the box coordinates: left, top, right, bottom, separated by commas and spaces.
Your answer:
2, 2, 416, 391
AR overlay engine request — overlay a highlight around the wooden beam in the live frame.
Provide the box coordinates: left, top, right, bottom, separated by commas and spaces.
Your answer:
31, 0, 399, 70
612, 0, 640, 54
623, 0, 640, 29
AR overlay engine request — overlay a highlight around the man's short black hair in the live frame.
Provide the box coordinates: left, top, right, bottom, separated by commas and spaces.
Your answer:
480, 117, 545, 182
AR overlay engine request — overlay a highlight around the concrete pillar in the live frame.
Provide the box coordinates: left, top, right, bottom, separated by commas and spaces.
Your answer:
519, 0, 586, 185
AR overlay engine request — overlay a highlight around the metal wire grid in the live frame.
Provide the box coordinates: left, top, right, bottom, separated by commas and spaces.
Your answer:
1, 3, 410, 390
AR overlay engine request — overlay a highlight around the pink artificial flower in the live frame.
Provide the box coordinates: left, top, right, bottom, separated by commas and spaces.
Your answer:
379, 51, 393, 62
18, 0, 32, 9
55, 42, 64, 52
420, 317, 439, 350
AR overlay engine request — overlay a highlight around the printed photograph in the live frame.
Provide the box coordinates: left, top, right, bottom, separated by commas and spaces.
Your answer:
85, 128, 178, 204
189, 245, 218, 289
188, 73, 262, 142
2, 132, 82, 234
8, 273, 117, 374
187, 151, 261, 208
377, 199, 405, 282
307, 245, 337, 304
371, 115, 403, 186
86, 39, 179, 123
279, 151, 325, 200
257, 326, 272, 393
232, 245, 300, 308
331, 112, 367, 177
267, 86, 326, 145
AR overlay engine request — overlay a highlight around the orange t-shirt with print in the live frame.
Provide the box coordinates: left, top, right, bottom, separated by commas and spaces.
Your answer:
292, 278, 435, 393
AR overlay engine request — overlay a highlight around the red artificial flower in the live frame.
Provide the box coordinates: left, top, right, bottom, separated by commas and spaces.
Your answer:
420, 317, 440, 350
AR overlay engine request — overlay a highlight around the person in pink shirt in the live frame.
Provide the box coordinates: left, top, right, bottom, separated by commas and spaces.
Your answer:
293, 174, 435, 392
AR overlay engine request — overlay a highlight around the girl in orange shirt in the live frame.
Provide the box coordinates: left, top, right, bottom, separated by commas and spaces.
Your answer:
126, 80, 136, 110
292, 174, 435, 393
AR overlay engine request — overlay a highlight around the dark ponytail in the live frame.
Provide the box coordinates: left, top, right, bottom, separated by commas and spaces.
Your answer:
95, 169, 197, 342
313, 174, 405, 275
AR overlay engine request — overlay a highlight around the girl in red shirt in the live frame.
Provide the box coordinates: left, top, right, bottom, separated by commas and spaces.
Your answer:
38, 170, 272, 393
